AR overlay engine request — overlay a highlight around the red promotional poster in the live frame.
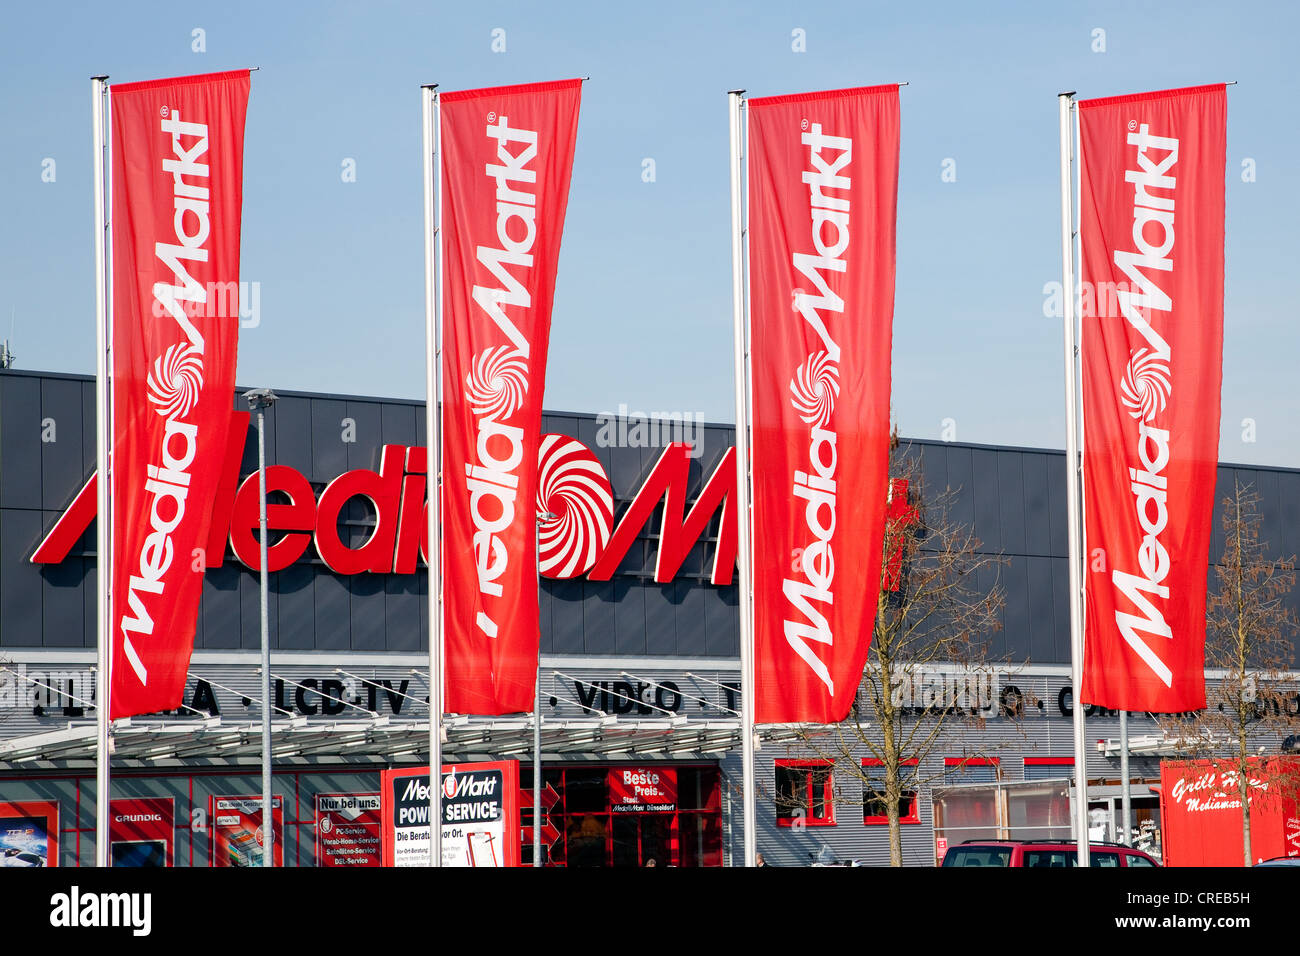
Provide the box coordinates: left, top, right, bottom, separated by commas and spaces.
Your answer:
439, 80, 582, 714
747, 86, 900, 723
608, 767, 677, 813
210, 795, 283, 867
1077, 86, 1226, 712
109, 797, 174, 867
1158, 758, 1299, 866
0, 800, 60, 867
108, 71, 251, 718
315, 793, 382, 867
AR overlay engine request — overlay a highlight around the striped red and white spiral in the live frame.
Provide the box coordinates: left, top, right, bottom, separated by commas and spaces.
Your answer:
536, 434, 615, 578
466, 345, 528, 421
789, 351, 840, 428
146, 343, 205, 420
1120, 348, 1171, 423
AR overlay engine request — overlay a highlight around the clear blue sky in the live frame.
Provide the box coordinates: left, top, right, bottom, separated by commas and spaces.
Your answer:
2, 0, 1296, 466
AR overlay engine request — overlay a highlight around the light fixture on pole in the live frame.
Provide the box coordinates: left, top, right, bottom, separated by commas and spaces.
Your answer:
244, 387, 278, 867
534, 510, 557, 868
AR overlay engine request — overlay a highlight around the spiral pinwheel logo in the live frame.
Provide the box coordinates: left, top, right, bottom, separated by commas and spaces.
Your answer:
1120, 348, 1171, 423
789, 351, 840, 428
466, 345, 528, 421
536, 434, 615, 578
146, 343, 205, 420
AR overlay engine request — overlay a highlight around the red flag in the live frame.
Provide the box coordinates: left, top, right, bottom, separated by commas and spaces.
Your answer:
748, 86, 899, 723
439, 80, 582, 714
1078, 85, 1226, 712
108, 71, 250, 719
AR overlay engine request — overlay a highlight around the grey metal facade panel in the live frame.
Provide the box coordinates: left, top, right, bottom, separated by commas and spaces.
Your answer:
1025, 556, 1056, 665
348, 573, 385, 651
943, 444, 974, 531
1277, 471, 1300, 559
1002, 555, 1032, 663
310, 399, 349, 481
201, 565, 241, 649
81, 382, 95, 489
612, 578, 647, 655
1045, 452, 1068, 558
276, 564, 317, 651
40, 377, 84, 511
1, 375, 42, 510
548, 579, 584, 654
313, 571, 351, 651
703, 584, 739, 658
383, 573, 421, 653
582, 579, 617, 655
1, 510, 42, 644
82, 558, 96, 648
380, 401, 417, 449
644, 582, 677, 656
344, 400, 383, 471
675, 576, 706, 656
274, 396, 314, 475
996, 449, 1027, 557
970, 448, 1002, 554
1020, 452, 1051, 556
40, 553, 85, 647
239, 567, 274, 651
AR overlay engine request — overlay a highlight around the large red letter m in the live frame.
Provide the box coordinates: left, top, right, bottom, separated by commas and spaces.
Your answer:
587, 443, 738, 586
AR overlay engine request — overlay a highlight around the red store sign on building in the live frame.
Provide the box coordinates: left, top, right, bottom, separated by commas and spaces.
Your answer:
609, 768, 677, 813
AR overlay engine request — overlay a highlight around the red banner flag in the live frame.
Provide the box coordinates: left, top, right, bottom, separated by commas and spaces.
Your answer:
1078, 85, 1227, 712
108, 71, 250, 719
747, 86, 899, 723
439, 80, 582, 714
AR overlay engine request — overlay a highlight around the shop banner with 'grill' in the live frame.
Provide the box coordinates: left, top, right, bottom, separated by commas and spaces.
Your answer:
747, 86, 899, 723
439, 80, 581, 714
109, 71, 250, 719
1078, 85, 1226, 712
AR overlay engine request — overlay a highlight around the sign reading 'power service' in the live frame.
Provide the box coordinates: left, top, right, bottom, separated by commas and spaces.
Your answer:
380, 761, 519, 867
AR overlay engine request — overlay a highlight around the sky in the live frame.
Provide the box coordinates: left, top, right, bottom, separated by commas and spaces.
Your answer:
1, 0, 1296, 467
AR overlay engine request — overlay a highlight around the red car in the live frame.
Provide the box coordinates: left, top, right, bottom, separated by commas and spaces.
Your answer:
941, 841, 1160, 867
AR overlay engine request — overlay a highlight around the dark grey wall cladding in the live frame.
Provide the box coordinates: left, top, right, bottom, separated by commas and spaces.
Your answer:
3, 370, 1298, 664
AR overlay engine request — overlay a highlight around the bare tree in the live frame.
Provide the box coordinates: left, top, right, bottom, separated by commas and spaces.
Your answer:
793, 436, 1008, 866
1162, 479, 1299, 865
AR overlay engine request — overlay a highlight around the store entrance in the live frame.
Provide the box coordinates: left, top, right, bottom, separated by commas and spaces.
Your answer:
612, 813, 672, 867
522, 763, 722, 867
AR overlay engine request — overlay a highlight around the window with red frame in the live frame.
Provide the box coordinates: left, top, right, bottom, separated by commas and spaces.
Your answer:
942, 756, 1000, 786
1023, 757, 1074, 781
861, 759, 920, 825
774, 761, 835, 827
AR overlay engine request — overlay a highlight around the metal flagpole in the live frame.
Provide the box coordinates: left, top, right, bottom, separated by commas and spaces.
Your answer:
421, 83, 444, 868
91, 74, 112, 868
1119, 709, 1131, 844
244, 388, 278, 866
534, 512, 555, 867
1057, 91, 1090, 867
727, 89, 757, 868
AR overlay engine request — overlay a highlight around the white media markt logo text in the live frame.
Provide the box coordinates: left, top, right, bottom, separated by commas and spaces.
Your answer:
116, 109, 214, 691
1109, 122, 1179, 688
462, 113, 539, 641
783, 121, 852, 698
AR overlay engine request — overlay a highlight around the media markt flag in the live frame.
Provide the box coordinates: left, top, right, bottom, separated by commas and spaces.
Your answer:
747, 86, 900, 723
1078, 85, 1226, 712
439, 80, 582, 714
109, 71, 251, 719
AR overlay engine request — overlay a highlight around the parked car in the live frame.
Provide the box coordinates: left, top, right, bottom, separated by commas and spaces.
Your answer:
941, 840, 1160, 867
1253, 856, 1300, 867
